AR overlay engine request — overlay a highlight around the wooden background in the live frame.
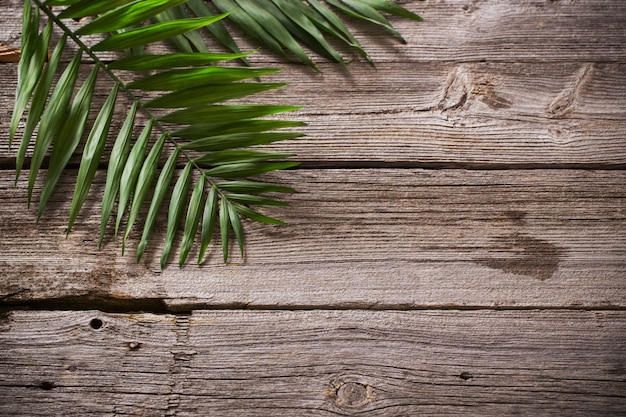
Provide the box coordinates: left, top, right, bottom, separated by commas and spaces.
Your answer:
1, 0, 625, 415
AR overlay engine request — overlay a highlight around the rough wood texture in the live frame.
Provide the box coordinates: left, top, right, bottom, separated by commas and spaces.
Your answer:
2, 1, 626, 167
1, 310, 625, 416
1, 169, 624, 309
3, 62, 626, 167
1, 0, 625, 415
2, 0, 626, 62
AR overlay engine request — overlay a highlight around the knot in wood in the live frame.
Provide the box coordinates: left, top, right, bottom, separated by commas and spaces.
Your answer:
335, 382, 371, 408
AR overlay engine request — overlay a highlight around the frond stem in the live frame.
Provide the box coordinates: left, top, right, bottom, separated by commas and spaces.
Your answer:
33, 0, 220, 190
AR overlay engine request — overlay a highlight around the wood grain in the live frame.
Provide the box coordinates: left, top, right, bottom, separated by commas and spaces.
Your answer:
2, 60, 625, 167
1, 309, 625, 416
1, 1, 625, 414
1, 169, 624, 309
2, 0, 626, 63
3, 0, 625, 167
0, 310, 178, 416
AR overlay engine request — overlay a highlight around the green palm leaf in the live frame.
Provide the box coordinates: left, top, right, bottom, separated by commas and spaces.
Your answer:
91, 16, 227, 51
57, 0, 137, 19
68, 82, 119, 233
126, 66, 281, 91
204, 0, 421, 66
99, 102, 137, 247
108, 52, 254, 70
227, 198, 245, 260
75, 0, 189, 36
10, 12, 51, 146
136, 149, 179, 262
187, 0, 245, 59
122, 134, 167, 252
115, 119, 154, 237
179, 175, 206, 266
38, 66, 99, 220
27, 48, 82, 207
152, 5, 210, 53
161, 161, 193, 268
14, 33, 66, 184
219, 197, 232, 262
198, 184, 219, 264
11, 0, 419, 266
144, 82, 287, 108
160, 104, 303, 125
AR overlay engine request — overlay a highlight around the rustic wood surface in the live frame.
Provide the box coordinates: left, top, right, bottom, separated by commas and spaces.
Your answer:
1, 169, 625, 309
1, 310, 625, 416
1, 0, 625, 415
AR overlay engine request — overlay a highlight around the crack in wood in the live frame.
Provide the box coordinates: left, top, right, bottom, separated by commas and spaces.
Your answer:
547, 63, 594, 118
438, 65, 516, 114
438, 65, 471, 112
472, 77, 513, 110
166, 315, 195, 417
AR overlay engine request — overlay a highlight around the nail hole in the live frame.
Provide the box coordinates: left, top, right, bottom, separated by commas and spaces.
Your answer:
459, 372, 473, 380
39, 381, 55, 390
89, 318, 103, 330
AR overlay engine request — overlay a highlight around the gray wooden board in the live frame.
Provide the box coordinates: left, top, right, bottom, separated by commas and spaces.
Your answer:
0, 310, 178, 415
1, 1, 625, 415
2, 60, 626, 167
1, 169, 624, 309
0, 309, 625, 416
2, 1, 626, 168
2, 0, 626, 62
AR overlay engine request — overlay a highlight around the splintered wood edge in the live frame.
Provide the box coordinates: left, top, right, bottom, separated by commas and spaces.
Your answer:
0, 44, 20, 63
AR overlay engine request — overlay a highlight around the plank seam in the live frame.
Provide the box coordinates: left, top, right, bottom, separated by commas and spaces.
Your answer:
3, 301, 626, 315
2, 162, 626, 171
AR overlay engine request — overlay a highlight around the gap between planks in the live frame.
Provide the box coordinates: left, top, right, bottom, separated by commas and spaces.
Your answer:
4, 298, 626, 316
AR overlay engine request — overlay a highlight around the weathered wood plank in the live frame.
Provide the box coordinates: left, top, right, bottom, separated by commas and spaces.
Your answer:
2, 61, 625, 166
1, 169, 624, 309
2, 0, 626, 63
0, 310, 179, 415
2, 0, 625, 167
1, 310, 625, 416
260, 60, 626, 166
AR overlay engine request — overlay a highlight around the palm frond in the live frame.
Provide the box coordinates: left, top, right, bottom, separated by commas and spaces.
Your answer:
13, 0, 303, 265
199, 0, 422, 66
12, 0, 420, 266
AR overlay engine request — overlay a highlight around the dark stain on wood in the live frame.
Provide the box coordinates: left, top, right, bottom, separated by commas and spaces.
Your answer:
37, 381, 55, 391
476, 233, 564, 280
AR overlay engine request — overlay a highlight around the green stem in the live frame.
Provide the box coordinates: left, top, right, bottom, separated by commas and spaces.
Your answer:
33, 0, 221, 190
